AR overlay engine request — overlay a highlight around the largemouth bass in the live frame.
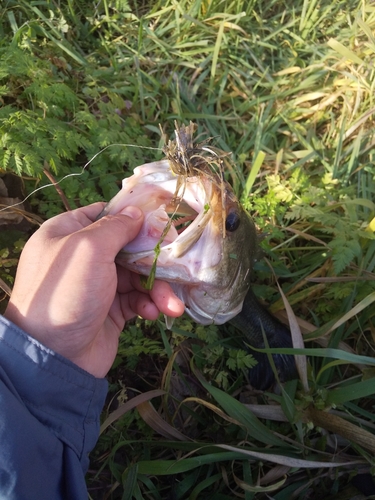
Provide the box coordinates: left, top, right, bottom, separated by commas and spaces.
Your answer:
99, 122, 296, 388
99, 123, 256, 325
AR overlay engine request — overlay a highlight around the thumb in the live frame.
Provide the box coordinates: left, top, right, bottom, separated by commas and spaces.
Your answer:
82, 205, 144, 258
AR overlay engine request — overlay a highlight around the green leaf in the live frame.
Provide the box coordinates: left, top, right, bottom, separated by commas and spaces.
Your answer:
244, 151, 266, 197
136, 452, 247, 475
326, 377, 375, 406
327, 38, 365, 65
121, 464, 138, 500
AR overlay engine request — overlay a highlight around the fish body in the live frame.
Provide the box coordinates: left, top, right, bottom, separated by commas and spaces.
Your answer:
230, 288, 298, 390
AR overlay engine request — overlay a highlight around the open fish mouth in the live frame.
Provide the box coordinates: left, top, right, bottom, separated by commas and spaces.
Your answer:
98, 123, 256, 325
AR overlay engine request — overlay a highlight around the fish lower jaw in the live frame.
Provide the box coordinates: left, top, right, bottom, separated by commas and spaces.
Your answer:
172, 284, 246, 326
115, 254, 196, 283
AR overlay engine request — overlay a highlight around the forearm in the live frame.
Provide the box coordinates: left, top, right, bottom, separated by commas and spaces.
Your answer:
0, 316, 108, 500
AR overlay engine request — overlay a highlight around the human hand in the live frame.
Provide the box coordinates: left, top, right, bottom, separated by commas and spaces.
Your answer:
4, 203, 185, 377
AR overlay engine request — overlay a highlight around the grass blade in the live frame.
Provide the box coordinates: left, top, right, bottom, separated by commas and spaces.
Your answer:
327, 38, 364, 65
217, 444, 362, 468
277, 282, 308, 391
243, 151, 266, 197
211, 20, 225, 81
326, 377, 375, 405
137, 401, 190, 441
100, 390, 165, 434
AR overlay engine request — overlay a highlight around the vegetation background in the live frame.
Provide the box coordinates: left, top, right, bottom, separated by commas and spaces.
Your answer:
1, 0, 375, 498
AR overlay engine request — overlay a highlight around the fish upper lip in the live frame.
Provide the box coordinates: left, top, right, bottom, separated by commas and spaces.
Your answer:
121, 205, 213, 262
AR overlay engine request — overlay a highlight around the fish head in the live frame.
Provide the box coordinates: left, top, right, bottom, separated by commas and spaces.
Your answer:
98, 125, 257, 325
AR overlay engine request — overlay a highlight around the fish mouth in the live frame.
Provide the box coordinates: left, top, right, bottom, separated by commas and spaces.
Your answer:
97, 158, 222, 286
164, 198, 203, 257
118, 174, 217, 268
163, 193, 213, 259
165, 199, 196, 235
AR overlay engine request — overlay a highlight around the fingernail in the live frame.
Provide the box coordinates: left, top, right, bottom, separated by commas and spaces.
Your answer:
169, 296, 185, 315
120, 206, 143, 220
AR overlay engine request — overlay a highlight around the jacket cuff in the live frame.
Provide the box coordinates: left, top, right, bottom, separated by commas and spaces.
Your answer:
0, 315, 108, 470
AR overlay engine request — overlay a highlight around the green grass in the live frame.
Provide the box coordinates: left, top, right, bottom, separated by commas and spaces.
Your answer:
1, 0, 375, 498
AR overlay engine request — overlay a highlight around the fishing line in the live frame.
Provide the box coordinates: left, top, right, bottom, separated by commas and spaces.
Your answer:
0, 143, 163, 214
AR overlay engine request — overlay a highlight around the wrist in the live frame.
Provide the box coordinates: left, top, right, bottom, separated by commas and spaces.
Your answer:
5, 303, 114, 378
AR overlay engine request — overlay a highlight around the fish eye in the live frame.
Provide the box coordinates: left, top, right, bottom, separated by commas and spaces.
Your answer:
225, 211, 240, 232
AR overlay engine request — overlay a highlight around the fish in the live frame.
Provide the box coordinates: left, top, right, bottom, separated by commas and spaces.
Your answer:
99, 122, 297, 388
99, 122, 256, 325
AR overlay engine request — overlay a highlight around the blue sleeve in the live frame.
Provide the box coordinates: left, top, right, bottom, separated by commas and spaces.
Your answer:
0, 315, 108, 500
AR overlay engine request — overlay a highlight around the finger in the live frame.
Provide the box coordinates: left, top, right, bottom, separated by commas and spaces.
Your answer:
73, 202, 108, 222
117, 266, 148, 294
117, 290, 160, 321
117, 268, 185, 317
149, 280, 185, 317
86, 207, 144, 257
51, 206, 143, 264
40, 202, 107, 238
